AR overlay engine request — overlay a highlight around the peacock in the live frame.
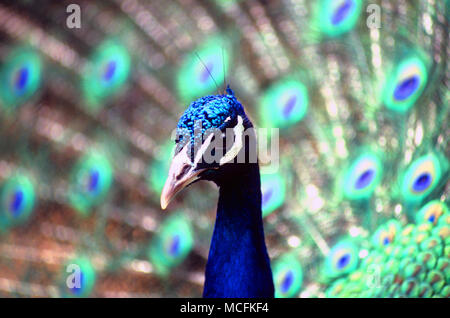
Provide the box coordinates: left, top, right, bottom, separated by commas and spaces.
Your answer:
160, 86, 275, 297
0, 0, 448, 298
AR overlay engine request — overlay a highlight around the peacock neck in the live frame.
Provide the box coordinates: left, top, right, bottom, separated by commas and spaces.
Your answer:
203, 163, 274, 298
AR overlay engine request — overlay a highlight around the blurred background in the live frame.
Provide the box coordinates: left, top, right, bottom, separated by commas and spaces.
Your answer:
0, 0, 448, 298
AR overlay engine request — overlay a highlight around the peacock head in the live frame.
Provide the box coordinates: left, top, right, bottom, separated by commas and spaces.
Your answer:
161, 87, 257, 209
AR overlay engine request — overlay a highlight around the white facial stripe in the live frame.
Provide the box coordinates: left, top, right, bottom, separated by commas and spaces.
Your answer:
220, 115, 244, 166
193, 133, 215, 166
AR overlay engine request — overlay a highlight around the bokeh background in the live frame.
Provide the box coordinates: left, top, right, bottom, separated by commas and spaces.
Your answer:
0, 0, 449, 298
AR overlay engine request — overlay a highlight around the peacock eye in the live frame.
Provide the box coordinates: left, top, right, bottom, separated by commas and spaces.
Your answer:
279, 270, 294, 294
64, 257, 96, 297
222, 115, 237, 130
273, 254, 303, 298
9, 189, 24, 217
323, 240, 359, 278
260, 173, 286, 218
166, 234, 181, 257
382, 56, 428, 113
401, 153, 442, 204
102, 60, 117, 83
0, 47, 42, 110
331, 0, 356, 25
372, 220, 401, 249
342, 153, 383, 200
0, 173, 36, 227
82, 40, 131, 107
13, 67, 29, 94
394, 75, 420, 101
148, 214, 193, 274
416, 200, 448, 227
260, 78, 309, 130
176, 35, 230, 102
316, 0, 363, 37
69, 152, 114, 216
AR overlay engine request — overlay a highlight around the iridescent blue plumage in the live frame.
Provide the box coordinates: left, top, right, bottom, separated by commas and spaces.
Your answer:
170, 87, 274, 298
177, 87, 245, 136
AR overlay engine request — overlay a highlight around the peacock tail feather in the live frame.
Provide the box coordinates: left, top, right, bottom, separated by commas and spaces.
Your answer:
0, 0, 447, 297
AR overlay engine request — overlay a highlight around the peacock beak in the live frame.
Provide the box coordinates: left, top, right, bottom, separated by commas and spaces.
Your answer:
160, 143, 208, 210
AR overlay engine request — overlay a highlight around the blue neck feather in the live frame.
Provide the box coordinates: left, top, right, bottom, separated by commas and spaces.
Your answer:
203, 163, 274, 298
